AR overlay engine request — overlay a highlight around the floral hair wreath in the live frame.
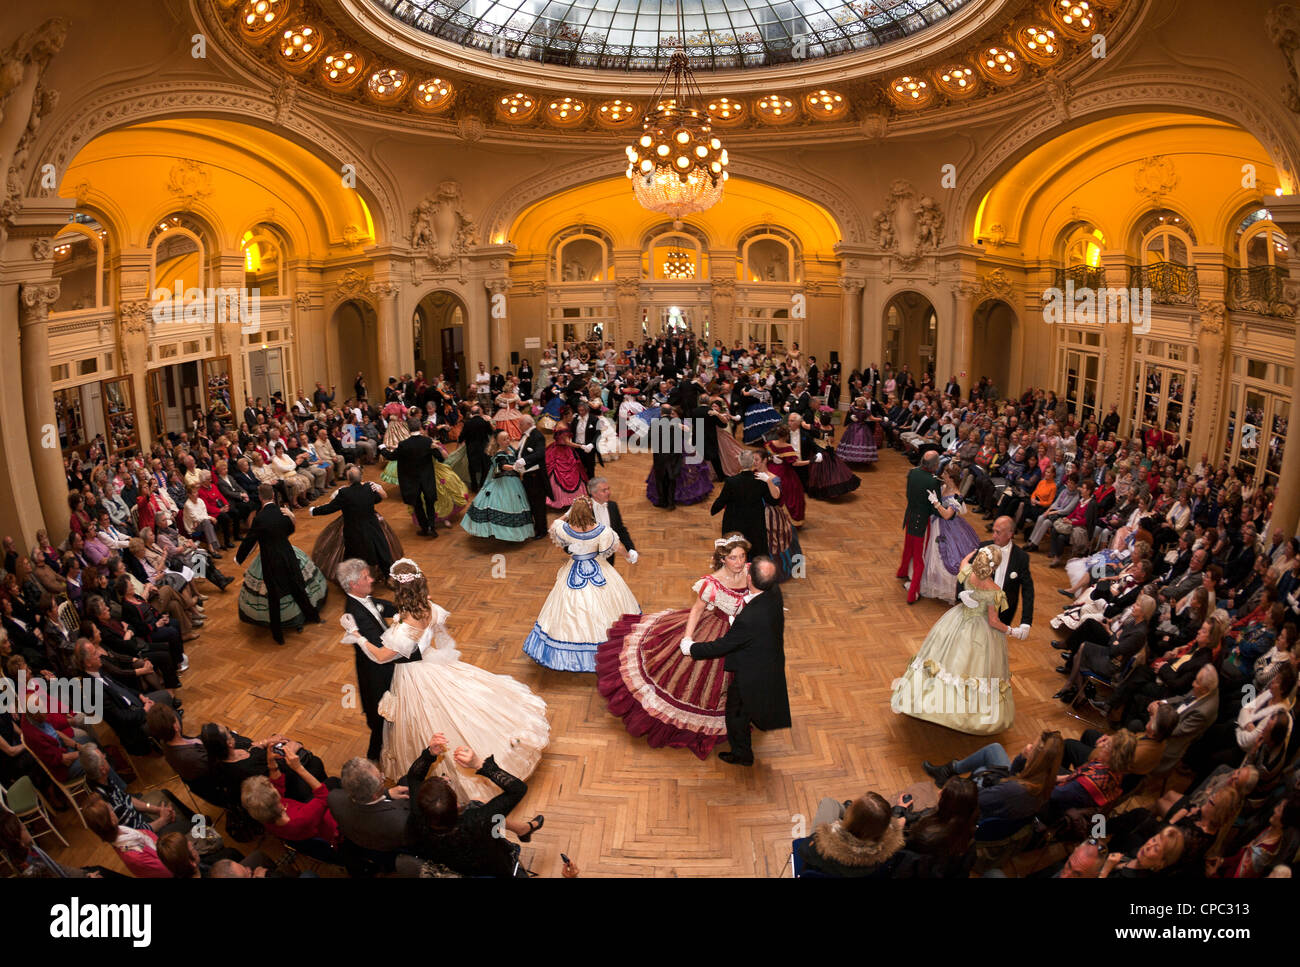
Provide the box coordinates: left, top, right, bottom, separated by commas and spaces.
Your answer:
388, 558, 423, 583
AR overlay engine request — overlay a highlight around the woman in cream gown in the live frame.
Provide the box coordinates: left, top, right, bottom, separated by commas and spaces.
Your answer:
354, 559, 550, 804
891, 545, 1015, 735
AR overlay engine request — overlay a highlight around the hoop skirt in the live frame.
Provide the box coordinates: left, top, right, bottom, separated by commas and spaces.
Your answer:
443, 444, 473, 490
461, 456, 533, 542
766, 441, 806, 525
237, 548, 328, 629
433, 457, 470, 520
717, 427, 746, 477
645, 460, 714, 506
891, 576, 1014, 735
766, 501, 804, 582
741, 404, 781, 445
376, 610, 550, 804
545, 431, 588, 510
523, 520, 640, 672
381, 414, 410, 487
310, 514, 403, 581
492, 396, 524, 440
918, 497, 982, 603
596, 415, 620, 461
807, 447, 862, 499
596, 574, 743, 759
837, 409, 877, 464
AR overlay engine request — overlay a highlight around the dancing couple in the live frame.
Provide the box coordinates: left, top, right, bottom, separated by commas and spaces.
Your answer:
598, 534, 791, 766
338, 557, 550, 804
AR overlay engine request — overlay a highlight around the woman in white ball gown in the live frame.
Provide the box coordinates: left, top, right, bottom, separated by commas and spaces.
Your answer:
345, 558, 550, 804
523, 496, 640, 672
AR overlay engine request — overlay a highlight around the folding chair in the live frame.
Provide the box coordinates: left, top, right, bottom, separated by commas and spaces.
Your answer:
21, 736, 96, 830
1069, 646, 1146, 726
0, 777, 68, 848
57, 597, 82, 638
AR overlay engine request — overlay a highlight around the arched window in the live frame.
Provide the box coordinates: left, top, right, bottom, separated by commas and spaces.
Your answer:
1058, 222, 1105, 268
148, 214, 209, 295
242, 223, 286, 296
1235, 209, 1290, 268
644, 226, 708, 281
1135, 209, 1195, 266
738, 226, 800, 283
51, 214, 109, 313
551, 227, 611, 283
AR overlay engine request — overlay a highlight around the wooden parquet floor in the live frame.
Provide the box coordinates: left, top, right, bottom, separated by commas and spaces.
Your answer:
48, 444, 1097, 878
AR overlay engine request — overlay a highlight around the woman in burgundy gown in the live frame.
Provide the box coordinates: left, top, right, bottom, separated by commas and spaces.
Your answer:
597, 534, 751, 759
765, 429, 807, 526
545, 424, 589, 509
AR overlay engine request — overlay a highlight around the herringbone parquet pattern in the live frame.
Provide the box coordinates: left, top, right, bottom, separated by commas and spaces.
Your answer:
47, 444, 1094, 877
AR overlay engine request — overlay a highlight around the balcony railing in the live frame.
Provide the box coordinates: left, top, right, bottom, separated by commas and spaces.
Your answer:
1052, 265, 1105, 291
1226, 265, 1291, 317
1128, 262, 1199, 306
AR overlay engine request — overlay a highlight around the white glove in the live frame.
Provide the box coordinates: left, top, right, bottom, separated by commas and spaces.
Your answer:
1287, 591, 1299, 609
339, 613, 365, 646
814, 452, 824, 463
513, 458, 526, 472
583, 443, 594, 452
769, 455, 782, 464
679, 636, 694, 656
1015, 624, 1032, 640
959, 590, 979, 608
626, 550, 639, 564
927, 491, 942, 508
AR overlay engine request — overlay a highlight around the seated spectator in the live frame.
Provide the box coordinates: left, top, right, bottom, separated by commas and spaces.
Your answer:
83, 795, 170, 877
1153, 664, 1221, 775
797, 790, 909, 878
898, 776, 979, 878
199, 722, 327, 805
240, 744, 341, 858
327, 756, 414, 865
1099, 826, 1185, 878
402, 736, 543, 878
1050, 729, 1139, 817
1208, 795, 1300, 878
155, 830, 244, 878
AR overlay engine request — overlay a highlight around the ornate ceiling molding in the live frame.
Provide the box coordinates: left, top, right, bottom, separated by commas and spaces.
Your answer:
24, 79, 403, 242
951, 71, 1300, 246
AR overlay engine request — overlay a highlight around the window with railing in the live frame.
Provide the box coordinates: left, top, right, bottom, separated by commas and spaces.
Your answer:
1052, 264, 1104, 291
1129, 262, 1199, 306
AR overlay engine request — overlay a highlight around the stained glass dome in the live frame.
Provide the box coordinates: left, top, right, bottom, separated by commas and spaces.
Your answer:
372, 0, 973, 71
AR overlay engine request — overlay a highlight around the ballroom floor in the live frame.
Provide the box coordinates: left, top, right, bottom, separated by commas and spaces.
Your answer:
49, 443, 1096, 877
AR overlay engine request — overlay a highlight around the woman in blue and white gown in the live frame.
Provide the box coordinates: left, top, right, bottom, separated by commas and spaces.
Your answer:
347, 559, 550, 804
523, 497, 640, 672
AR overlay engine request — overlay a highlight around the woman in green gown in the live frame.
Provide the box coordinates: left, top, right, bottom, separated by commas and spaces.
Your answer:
891, 544, 1015, 735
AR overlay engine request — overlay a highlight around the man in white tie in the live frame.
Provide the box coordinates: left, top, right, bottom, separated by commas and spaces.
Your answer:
574, 477, 636, 566
338, 558, 413, 761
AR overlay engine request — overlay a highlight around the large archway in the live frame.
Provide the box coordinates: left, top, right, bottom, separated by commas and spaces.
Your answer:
883, 291, 937, 386
972, 299, 1017, 399
413, 290, 469, 393
332, 300, 381, 400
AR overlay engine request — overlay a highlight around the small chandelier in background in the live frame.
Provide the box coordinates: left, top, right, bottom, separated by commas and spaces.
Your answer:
626, 49, 727, 227
662, 248, 696, 279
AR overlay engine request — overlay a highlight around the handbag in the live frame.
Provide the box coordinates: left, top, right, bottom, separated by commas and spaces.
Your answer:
1053, 517, 1074, 536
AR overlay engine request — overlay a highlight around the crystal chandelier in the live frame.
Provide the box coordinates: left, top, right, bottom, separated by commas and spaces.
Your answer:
625, 44, 727, 227
662, 248, 695, 279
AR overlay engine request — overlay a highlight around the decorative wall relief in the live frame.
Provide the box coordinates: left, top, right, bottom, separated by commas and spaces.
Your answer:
0, 18, 68, 233
1133, 155, 1178, 205
411, 180, 478, 270
1267, 4, 1300, 112
871, 179, 945, 264
166, 159, 214, 209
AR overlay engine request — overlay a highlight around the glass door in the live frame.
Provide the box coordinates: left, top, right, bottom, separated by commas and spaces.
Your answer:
101, 377, 139, 456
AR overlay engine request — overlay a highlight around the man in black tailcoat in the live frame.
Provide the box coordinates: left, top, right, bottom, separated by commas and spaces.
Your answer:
235, 484, 321, 644
309, 466, 393, 572
515, 415, 549, 539
683, 557, 790, 765
338, 558, 421, 761
569, 400, 603, 479
380, 423, 440, 537
650, 407, 685, 510
710, 450, 777, 557
459, 405, 494, 491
